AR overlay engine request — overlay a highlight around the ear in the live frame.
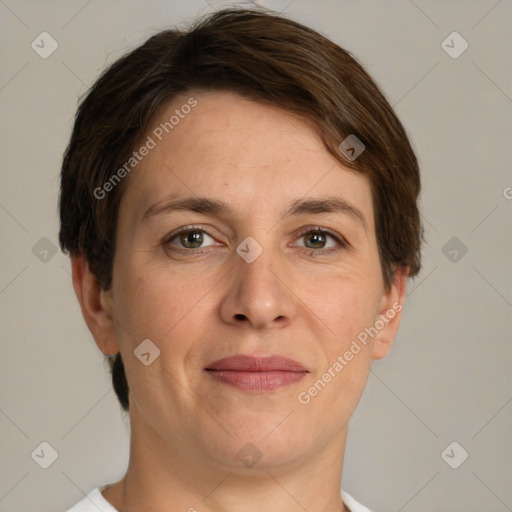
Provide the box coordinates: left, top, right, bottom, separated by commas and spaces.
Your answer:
372, 266, 408, 360
70, 253, 120, 356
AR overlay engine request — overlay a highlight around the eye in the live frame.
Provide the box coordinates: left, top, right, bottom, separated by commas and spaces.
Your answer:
293, 227, 347, 255
164, 225, 218, 254
163, 225, 348, 256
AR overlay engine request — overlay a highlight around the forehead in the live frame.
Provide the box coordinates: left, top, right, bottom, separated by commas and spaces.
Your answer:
120, 90, 374, 227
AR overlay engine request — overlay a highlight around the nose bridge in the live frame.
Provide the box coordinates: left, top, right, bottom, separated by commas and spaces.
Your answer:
221, 231, 292, 328
235, 233, 279, 293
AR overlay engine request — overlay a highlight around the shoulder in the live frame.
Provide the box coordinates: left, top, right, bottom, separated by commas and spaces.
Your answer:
341, 490, 374, 512
65, 486, 118, 512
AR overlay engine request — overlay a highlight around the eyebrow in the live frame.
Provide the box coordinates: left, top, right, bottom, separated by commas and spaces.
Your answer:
142, 194, 367, 230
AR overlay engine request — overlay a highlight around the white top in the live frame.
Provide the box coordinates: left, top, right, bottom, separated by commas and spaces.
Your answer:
65, 484, 373, 512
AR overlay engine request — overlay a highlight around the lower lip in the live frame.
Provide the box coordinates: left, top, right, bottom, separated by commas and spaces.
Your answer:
206, 370, 307, 392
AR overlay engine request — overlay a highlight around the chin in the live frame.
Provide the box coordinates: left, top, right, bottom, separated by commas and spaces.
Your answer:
198, 421, 310, 473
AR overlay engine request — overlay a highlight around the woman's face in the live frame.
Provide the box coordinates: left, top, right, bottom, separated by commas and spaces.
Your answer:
104, 90, 405, 471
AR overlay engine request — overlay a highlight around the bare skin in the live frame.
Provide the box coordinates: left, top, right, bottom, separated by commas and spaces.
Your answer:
72, 90, 407, 512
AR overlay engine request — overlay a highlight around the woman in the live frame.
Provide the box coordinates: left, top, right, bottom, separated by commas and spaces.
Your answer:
60, 7, 422, 511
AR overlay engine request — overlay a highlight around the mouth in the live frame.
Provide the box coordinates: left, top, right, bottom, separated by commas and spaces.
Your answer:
204, 355, 309, 392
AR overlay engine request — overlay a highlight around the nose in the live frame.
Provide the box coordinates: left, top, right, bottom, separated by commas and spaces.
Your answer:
219, 243, 295, 330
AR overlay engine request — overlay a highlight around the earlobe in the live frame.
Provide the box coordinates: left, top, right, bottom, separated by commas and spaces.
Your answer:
70, 254, 120, 356
372, 337, 392, 360
372, 266, 408, 361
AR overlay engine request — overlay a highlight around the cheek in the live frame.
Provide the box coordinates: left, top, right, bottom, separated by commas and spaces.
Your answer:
310, 274, 380, 346
111, 260, 218, 389
298, 276, 378, 407
113, 259, 201, 340
111, 264, 203, 416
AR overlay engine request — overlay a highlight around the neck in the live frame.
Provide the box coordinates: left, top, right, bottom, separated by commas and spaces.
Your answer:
103, 408, 350, 512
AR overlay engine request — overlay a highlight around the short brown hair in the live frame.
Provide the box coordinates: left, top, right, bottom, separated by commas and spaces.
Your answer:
59, 7, 423, 412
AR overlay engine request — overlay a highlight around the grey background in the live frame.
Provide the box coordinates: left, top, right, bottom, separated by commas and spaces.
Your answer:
1, 0, 511, 511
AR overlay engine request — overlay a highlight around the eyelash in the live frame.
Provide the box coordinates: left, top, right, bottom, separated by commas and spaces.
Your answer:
163, 224, 348, 257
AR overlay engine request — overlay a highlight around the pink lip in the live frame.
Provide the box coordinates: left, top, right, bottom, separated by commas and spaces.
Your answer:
205, 355, 309, 392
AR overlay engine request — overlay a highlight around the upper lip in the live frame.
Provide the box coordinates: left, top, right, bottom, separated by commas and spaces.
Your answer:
205, 355, 308, 372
